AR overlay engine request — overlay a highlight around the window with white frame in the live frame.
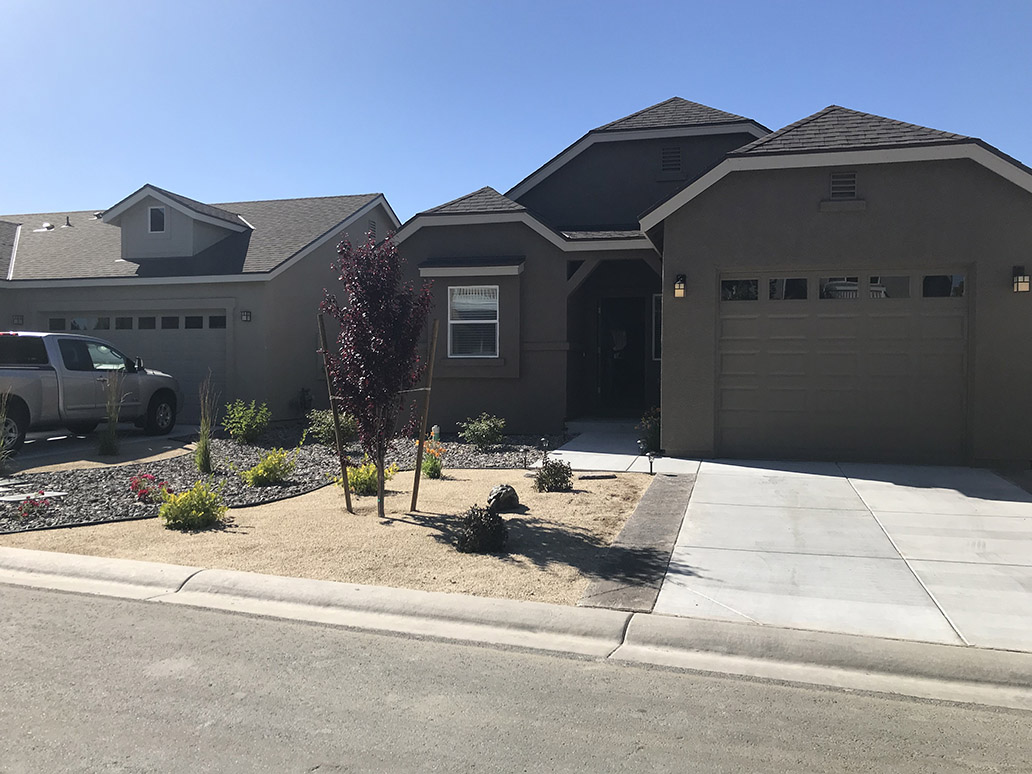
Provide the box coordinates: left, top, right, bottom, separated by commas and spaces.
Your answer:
149, 206, 166, 233
448, 286, 499, 358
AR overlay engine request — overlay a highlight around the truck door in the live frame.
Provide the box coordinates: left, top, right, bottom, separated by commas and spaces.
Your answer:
57, 339, 103, 418
86, 340, 142, 417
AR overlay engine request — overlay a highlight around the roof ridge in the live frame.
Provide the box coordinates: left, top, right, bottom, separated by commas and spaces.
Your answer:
594, 97, 682, 130
422, 186, 524, 215
214, 192, 380, 207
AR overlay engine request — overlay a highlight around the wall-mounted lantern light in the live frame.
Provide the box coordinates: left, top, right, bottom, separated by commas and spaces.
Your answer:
1014, 266, 1030, 293
12, 315, 24, 326
240, 310, 252, 322
673, 274, 686, 298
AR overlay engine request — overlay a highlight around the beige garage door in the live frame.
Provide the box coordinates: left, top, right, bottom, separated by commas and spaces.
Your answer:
717, 272, 967, 463
43, 310, 229, 424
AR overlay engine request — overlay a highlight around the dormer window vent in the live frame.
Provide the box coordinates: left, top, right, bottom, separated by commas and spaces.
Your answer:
149, 206, 166, 233
368, 219, 377, 239
661, 146, 682, 173
830, 172, 857, 200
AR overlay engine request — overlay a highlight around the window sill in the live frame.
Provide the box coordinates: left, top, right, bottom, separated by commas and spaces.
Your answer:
820, 199, 867, 212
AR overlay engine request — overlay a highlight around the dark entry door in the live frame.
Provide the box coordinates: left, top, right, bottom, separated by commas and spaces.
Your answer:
597, 297, 648, 415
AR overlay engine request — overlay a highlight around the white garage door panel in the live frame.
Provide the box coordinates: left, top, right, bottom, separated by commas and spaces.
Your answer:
717, 273, 967, 463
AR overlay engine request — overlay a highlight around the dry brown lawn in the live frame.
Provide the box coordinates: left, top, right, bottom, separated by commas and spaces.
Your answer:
0, 469, 651, 605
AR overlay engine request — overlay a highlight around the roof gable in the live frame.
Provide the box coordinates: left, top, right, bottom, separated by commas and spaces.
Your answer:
596, 97, 753, 133
506, 97, 768, 201
732, 105, 972, 156
423, 186, 526, 215
103, 184, 249, 231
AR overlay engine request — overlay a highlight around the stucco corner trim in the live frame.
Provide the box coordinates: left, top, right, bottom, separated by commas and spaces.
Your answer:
419, 264, 524, 277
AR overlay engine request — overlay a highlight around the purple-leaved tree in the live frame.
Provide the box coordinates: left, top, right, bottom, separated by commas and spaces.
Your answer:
321, 233, 433, 518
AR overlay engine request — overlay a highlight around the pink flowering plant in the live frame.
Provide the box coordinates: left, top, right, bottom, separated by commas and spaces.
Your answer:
18, 491, 50, 519
130, 473, 172, 504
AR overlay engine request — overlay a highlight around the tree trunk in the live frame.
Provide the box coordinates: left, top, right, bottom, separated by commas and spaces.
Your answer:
376, 445, 386, 519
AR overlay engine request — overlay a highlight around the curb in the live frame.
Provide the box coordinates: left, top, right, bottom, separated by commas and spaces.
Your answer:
160, 568, 631, 657
2, 547, 1032, 703
614, 612, 1032, 689
0, 547, 201, 599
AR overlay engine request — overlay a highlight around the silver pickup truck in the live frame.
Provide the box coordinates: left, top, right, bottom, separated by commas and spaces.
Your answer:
0, 331, 181, 450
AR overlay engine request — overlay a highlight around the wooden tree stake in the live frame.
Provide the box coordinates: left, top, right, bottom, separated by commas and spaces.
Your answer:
410, 320, 439, 512
318, 313, 353, 513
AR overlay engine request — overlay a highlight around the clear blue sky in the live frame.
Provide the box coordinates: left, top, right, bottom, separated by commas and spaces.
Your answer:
3, 0, 1030, 222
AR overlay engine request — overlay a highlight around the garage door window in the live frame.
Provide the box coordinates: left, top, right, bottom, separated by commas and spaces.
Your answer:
720, 279, 758, 301
161, 316, 180, 330
870, 276, 910, 299
769, 278, 808, 300
139, 317, 156, 330
922, 274, 965, 298
185, 316, 203, 329
819, 276, 859, 299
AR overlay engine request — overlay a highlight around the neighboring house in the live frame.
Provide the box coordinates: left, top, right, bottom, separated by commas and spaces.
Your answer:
396, 98, 768, 434
0, 184, 399, 423
400, 98, 1032, 466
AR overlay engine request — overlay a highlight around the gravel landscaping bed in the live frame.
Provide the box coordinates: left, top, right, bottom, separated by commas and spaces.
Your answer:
0, 425, 566, 534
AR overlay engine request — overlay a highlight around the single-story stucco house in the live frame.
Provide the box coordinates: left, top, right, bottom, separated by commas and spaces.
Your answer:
0, 185, 399, 423
397, 98, 1032, 467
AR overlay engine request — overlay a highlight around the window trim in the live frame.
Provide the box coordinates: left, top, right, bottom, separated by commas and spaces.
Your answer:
447, 285, 499, 359
148, 206, 166, 234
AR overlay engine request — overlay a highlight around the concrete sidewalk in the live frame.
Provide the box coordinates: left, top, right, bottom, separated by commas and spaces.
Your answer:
548, 420, 698, 474
656, 460, 1032, 653
2, 546, 1031, 711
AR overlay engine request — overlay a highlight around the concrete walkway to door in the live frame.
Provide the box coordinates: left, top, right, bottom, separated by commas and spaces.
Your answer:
655, 460, 1032, 653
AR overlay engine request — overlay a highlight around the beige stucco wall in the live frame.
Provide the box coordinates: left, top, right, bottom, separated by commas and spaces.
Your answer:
659, 157, 1032, 465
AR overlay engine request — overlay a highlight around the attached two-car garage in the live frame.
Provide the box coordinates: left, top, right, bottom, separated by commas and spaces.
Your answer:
716, 271, 968, 463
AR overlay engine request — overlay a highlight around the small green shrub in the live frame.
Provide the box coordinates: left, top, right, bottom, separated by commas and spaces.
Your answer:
241, 447, 296, 487
307, 408, 357, 447
637, 407, 661, 454
222, 400, 271, 444
338, 457, 398, 496
535, 458, 573, 492
159, 481, 227, 531
457, 412, 505, 451
456, 504, 507, 554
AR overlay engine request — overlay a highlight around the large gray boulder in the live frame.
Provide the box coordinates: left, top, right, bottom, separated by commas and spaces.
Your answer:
487, 484, 520, 513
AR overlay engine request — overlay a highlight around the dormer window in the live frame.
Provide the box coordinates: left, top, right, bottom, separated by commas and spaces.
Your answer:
149, 206, 166, 233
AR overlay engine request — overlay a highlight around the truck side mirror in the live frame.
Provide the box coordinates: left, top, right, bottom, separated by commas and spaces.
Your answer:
135, 357, 144, 372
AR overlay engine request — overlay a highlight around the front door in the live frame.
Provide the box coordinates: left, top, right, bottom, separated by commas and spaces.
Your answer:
597, 297, 648, 416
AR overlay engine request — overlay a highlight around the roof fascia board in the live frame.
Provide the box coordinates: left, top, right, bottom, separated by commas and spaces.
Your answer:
396, 211, 652, 252
640, 143, 1032, 232
7, 195, 391, 287
5, 224, 21, 281
103, 187, 248, 232
419, 264, 524, 277
506, 122, 768, 200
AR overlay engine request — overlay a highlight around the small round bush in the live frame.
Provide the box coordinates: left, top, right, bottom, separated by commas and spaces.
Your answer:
457, 412, 505, 452
535, 458, 573, 492
160, 481, 227, 531
456, 505, 507, 554
222, 400, 271, 444
241, 448, 295, 487
339, 457, 398, 496
307, 408, 358, 447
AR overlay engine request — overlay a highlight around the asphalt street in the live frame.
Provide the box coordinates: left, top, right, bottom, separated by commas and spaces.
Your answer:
2, 585, 1030, 773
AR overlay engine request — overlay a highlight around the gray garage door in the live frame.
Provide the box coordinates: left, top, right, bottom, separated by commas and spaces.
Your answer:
717, 271, 968, 463
43, 310, 229, 425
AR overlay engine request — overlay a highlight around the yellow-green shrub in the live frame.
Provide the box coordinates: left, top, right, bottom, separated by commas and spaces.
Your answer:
160, 481, 227, 530
337, 457, 398, 496
241, 448, 295, 486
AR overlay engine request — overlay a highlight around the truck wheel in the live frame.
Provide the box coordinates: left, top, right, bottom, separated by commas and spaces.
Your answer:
145, 393, 177, 435
67, 422, 99, 436
2, 402, 28, 452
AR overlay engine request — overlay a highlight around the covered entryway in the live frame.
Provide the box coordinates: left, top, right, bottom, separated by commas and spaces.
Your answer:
716, 272, 968, 463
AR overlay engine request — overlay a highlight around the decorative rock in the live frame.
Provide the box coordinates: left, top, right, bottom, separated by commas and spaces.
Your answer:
487, 484, 520, 513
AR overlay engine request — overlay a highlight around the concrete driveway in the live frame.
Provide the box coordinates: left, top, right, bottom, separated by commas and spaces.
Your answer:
655, 460, 1032, 653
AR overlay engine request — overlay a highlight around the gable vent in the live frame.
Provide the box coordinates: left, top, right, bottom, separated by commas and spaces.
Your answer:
830, 172, 857, 200
661, 146, 681, 173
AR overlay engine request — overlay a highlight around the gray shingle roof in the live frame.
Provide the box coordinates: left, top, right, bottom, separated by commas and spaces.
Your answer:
733, 105, 972, 156
596, 97, 755, 132
146, 184, 247, 227
0, 220, 18, 279
561, 229, 644, 241
0, 193, 381, 280
423, 187, 525, 215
